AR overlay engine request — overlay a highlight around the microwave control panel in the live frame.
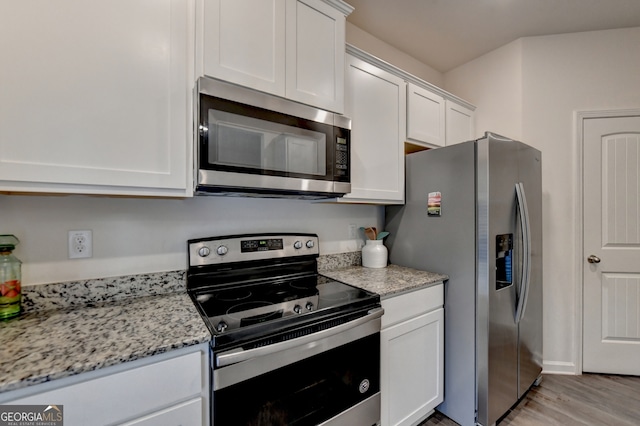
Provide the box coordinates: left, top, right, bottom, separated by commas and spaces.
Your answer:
334, 135, 349, 177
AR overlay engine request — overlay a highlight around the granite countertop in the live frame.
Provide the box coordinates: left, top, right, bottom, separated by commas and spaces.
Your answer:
0, 254, 446, 396
321, 264, 448, 299
0, 273, 210, 395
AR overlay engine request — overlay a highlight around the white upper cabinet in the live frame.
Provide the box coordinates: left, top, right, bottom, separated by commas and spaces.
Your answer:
407, 83, 446, 147
336, 46, 476, 205
202, 0, 286, 96
0, 0, 193, 197
200, 0, 351, 113
407, 83, 476, 148
285, 0, 346, 113
445, 100, 475, 145
340, 53, 406, 204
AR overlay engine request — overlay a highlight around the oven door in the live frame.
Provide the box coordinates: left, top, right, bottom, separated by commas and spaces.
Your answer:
212, 307, 383, 426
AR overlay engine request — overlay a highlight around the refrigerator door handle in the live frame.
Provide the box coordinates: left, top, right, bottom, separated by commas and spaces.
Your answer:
515, 182, 532, 324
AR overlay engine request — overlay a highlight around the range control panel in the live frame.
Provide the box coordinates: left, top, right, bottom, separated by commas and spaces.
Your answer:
240, 238, 284, 252
188, 233, 319, 267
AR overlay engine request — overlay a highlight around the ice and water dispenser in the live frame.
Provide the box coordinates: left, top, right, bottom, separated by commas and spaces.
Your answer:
496, 234, 513, 290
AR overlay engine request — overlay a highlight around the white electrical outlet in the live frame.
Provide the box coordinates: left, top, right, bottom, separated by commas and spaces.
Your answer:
68, 230, 93, 259
348, 224, 358, 239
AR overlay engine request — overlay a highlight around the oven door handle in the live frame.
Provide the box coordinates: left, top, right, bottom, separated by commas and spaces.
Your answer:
215, 307, 384, 368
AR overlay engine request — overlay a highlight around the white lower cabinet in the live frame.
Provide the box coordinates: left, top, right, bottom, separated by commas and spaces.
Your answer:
380, 284, 444, 426
0, 345, 209, 426
121, 398, 202, 426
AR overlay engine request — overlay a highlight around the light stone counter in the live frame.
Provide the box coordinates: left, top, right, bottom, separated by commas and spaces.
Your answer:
321, 264, 448, 299
0, 272, 210, 394
0, 253, 446, 395
0, 251, 361, 394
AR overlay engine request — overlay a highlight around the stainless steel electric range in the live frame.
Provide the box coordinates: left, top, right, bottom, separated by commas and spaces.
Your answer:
187, 233, 382, 426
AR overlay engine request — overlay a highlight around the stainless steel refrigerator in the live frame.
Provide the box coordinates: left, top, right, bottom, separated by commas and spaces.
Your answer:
385, 132, 543, 426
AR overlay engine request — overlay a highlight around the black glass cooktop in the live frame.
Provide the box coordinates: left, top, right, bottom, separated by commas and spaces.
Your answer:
190, 274, 378, 347
186, 233, 380, 349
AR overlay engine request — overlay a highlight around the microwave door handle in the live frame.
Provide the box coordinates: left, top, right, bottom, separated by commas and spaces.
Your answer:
515, 182, 532, 324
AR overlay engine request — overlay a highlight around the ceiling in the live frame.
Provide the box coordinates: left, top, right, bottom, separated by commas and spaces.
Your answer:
346, 0, 640, 72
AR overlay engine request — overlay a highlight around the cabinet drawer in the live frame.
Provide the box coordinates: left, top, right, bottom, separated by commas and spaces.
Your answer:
7, 351, 204, 425
121, 398, 203, 426
381, 283, 443, 329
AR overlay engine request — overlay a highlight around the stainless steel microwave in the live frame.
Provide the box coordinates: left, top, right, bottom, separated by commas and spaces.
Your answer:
195, 77, 351, 199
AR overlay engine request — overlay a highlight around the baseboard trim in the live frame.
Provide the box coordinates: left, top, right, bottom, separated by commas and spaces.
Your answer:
543, 360, 579, 375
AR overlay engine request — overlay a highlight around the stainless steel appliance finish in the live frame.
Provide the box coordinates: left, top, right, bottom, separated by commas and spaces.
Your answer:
195, 77, 351, 199
385, 132, 543, 426
187, 233, 382, 425
198, 77, 351, 128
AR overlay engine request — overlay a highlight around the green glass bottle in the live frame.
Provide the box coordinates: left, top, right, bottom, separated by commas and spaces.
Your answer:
0, 235, 22, 319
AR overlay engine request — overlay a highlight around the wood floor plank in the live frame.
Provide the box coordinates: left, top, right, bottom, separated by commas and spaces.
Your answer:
419, 373, 640, 426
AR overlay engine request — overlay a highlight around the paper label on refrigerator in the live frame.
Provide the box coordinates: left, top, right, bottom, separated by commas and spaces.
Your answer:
427, 192, 441, 216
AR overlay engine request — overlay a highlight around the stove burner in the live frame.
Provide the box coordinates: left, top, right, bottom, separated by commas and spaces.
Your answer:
321, 289, 362, 302
290, 280, 315, 290
216, 288, 252, 302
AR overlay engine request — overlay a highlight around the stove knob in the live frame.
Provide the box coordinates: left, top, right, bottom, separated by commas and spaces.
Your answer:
293, 241, 303, 250
216, 321, 228, 333
306, 240, 315, 249
198, 246, 211, 257
216, 245, 228, 256
305, 302, 314, 311
293, 304, 302, 314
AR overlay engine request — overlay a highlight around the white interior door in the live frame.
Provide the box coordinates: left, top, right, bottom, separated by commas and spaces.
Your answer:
583, 114, 640, 375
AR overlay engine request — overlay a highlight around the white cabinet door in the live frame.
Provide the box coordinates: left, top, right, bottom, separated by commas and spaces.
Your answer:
285, 0, 345, 113
2, 347, 208, 426
381, 308, 444, 426
121, 398, 203, 426
407, 83, 446, 147
202, 0, 286, 96
446, 100, 475, 146
341, 54, 406, 204
0, 0, 192, 197
201, 0, 347, 113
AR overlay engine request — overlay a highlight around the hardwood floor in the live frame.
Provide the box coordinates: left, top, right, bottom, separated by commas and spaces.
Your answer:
420, 373, 640, 425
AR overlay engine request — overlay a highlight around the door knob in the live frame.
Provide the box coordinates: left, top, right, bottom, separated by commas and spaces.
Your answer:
587, 255, 601, 264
